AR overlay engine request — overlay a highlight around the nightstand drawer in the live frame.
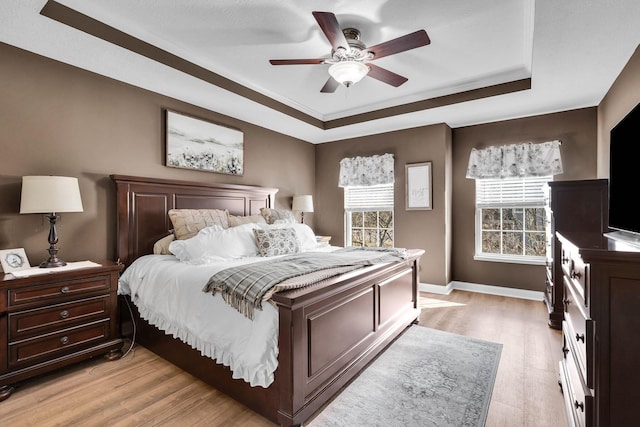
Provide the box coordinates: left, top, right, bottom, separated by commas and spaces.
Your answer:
8, 296, 110, 340
8, 275, 111, 308
8, 319, 110, 368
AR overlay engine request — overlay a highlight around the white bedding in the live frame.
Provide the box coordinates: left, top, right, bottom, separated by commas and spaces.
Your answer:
118, 246, 337, 388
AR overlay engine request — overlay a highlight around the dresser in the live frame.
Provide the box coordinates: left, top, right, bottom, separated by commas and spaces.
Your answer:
0, 261, 123, 401
557, 231, 640, 427
545, 179, 608, 330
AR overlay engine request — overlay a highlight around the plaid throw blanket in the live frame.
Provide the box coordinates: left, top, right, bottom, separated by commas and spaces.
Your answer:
203, 247, 407, 319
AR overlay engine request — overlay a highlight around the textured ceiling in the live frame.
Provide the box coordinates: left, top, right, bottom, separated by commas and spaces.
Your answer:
2, 0, 640, 143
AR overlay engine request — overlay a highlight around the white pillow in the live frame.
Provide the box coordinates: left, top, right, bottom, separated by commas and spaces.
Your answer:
259, 222, 317, 251
294, 223, 318, 251
168, 223, 259, 262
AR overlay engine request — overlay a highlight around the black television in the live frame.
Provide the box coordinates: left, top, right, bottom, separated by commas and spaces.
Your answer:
607, 101, 640, 247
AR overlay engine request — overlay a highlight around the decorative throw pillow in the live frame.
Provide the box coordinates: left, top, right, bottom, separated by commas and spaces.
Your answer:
168, 209, 229, 240
263, 223, 317, 251
253, 227, 300, 257
228, 214, 267, 227
260, 208, 296, 225
153, 234, 175, 255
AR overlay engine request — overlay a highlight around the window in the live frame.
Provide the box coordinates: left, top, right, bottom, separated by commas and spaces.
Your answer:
344, 184, 394, 247
474, 176, 550, 264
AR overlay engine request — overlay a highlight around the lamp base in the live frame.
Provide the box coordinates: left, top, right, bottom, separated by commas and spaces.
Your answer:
40, 257, 67, 268
39, 214, 66, 268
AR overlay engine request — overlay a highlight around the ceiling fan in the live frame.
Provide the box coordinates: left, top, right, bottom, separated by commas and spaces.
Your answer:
269, 11, 431, 93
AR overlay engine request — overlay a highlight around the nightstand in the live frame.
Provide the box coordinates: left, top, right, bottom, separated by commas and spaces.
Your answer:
0, 260, 124, 401
316, 236, 331, 247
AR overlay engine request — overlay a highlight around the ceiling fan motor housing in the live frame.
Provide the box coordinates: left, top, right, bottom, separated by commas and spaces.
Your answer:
331, 28, 370, 62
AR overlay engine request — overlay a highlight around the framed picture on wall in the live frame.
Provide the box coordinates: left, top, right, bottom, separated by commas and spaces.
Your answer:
165, 109, 244, 176
406, 162, 432, 210
0, 248, 31, 273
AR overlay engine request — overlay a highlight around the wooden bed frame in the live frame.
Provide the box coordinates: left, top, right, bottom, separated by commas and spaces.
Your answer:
111, 174, 423, 426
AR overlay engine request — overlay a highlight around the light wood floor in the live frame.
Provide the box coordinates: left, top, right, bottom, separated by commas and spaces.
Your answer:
1, 290, 567, 426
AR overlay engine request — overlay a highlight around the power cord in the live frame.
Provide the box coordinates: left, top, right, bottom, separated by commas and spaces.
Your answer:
88, 296, 138, 376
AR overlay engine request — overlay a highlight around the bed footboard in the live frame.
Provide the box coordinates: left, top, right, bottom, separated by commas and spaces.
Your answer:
120, 249, 422, 426
272, 249, 423, 426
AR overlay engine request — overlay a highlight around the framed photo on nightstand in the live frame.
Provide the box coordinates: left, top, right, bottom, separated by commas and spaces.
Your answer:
0, 248, 31, 273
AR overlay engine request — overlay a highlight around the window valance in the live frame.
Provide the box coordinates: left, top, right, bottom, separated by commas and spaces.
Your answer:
339, 153, 394, 187
466, 140, 563, 179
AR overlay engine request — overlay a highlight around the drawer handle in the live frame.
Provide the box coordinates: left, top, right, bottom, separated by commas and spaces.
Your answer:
562, 256, 569, 263
575, 333, 585, 343
60, 286, 70, 294
563, 298, 570, 306
60, 336, 69, 345
59, 310, 69, 319
574, 400, 584, 412
562, 346, 570, 356
571, 270, 582, 279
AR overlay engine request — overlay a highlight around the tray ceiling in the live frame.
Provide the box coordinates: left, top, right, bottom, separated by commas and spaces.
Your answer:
2, 0, 640, 143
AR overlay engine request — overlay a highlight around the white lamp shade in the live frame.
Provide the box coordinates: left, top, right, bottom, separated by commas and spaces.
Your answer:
328, 61, 369, 87
292, 195, 314, 213
20, 176, 84, 214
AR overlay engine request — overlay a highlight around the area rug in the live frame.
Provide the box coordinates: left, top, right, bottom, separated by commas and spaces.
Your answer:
307, 325, 502, 427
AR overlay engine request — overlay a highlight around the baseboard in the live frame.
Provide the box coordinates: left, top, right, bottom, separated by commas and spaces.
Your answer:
419, 282, 454, 295
419, 280, 544, 301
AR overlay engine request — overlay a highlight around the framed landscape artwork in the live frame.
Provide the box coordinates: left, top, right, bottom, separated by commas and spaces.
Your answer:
405, 162, 433, 210
165, 109, 244, 175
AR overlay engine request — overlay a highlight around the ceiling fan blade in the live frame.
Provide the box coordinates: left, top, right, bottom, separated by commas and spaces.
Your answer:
367, 64, 408, 87
269, 59, 326, 65
365, 30, 430, 60
312, 11, 349, 52
320, 77, 340, 93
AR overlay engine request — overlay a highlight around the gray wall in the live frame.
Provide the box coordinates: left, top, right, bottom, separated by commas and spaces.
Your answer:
315, 108, 598, 292
598, 44, 640, 178
451, 108, 598, 291
0, 43, 315, 266
315, 124, 452, 286
3, 39, 635, 294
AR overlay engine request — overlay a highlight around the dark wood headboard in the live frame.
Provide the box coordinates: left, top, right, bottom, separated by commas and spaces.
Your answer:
110, 174, 278, 268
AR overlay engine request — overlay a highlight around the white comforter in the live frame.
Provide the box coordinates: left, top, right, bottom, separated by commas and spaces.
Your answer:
118, 254, 281, 387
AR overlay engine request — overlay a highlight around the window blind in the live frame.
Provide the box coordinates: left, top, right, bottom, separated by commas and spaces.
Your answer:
476, 176, 551, 208
344, 184, 394, 211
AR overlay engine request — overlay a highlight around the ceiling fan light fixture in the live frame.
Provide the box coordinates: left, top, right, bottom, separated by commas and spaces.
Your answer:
328, 61, 369, 87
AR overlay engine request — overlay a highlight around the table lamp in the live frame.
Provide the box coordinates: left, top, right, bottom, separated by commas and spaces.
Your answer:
20, 176, 84, 268
292, 195, 314, 224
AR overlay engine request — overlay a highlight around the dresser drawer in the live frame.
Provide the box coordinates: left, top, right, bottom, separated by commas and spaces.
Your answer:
8, 296, 110, 340
545, 265, 553, 293
563, 279, 594, 388
561, 245, 573, 275
8, 275, 111, 308
570, 257, 589, 308
8, 319, 110, 368
560, 354, 593, 427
